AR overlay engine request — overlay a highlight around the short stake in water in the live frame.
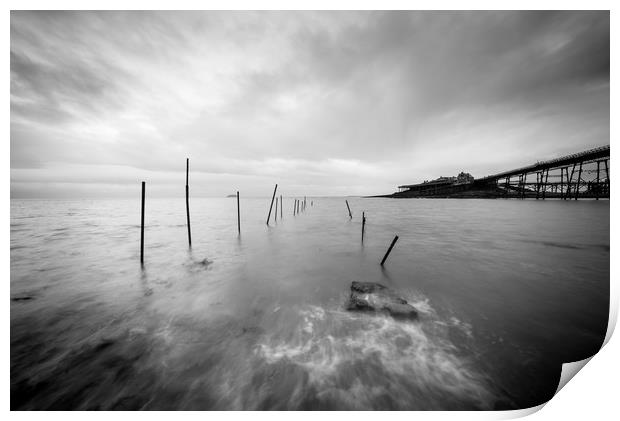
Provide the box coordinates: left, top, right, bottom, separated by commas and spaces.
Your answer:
380, 235, 399, 266
237, 191, 241, 234
266, 184, 278, 225
140, 181, 145, 265
345, 200, 352, 219
185, 158, 192, 247
293, 199, 296, 216
280, 195, 283, 219
275, 197, 278, 221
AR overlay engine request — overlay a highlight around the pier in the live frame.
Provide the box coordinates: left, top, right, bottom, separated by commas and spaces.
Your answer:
389, 145, 610, 199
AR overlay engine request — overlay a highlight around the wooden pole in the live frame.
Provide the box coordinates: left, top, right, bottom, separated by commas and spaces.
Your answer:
185, 158, 192, 247
380, 235, 399, 266
362, 211, 366, 243
267, 184, 278, 225
280, 195, 283, 219
275, 197, 278, 221
237, 191, 240, 234
293, 199, 297, 216
345, 200, 352, 219
140, 181, 145, 265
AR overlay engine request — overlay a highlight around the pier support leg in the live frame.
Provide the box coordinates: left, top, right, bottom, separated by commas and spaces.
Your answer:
604, 159, 610, 197
575, 162, 583, 200
566, 164, 576, 200
596, 161, 601, 200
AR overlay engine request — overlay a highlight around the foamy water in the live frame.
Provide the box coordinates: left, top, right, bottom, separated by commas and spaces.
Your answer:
10, 197, 609, 409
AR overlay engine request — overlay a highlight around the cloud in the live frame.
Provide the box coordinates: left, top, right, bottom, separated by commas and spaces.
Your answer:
10, 11, 609, 198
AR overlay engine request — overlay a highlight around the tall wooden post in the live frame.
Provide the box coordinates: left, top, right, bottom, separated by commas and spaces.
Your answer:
237, 191, 240, 234
361, 211, 366, 243
275, 197, 278, 221
267, 184, 278, 225
280, 195, 283, 219
185, 158, 192, 247
381, 235, 399, 266
140, 181, 145, 265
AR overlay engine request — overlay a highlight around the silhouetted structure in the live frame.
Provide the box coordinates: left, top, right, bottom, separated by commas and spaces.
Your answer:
390, 145, 609, 199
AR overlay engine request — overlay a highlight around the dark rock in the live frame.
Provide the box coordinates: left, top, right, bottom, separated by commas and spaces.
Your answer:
346, 281, 418, 320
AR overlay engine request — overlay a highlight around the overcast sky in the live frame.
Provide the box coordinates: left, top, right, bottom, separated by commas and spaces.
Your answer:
10, 11, 609, 198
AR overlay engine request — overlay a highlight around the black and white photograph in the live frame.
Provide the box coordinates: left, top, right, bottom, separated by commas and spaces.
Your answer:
9, 5, 612, 412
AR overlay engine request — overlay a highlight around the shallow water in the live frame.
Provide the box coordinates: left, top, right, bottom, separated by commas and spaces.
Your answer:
10, 197, 609, 410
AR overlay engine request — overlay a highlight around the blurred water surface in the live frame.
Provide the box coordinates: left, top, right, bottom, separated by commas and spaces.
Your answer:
10, 197, 609, 410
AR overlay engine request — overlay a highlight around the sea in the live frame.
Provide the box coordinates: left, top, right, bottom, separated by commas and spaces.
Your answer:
10, 197, 609, 410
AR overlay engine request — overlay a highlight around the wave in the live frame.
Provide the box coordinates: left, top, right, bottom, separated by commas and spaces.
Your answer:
255, 305, 497, 410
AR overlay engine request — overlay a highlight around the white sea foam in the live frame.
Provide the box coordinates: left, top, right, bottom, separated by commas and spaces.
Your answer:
256, 305, 496, 409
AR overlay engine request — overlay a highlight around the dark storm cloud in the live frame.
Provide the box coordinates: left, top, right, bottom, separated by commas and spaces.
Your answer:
10, 11, 609, 198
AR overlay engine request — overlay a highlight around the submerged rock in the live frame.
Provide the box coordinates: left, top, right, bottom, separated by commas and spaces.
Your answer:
346, 281, 418, 320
